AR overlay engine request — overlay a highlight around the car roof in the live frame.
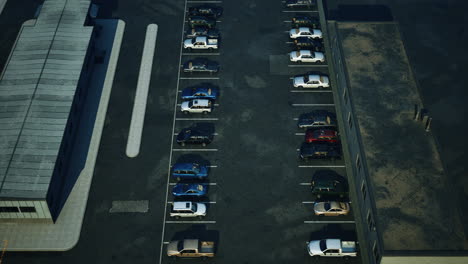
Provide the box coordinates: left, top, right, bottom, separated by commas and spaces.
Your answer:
191, 99, 210, 106
173, 202, 192, 210
307, 74, 320, 81
299, 27, 312, 32
173, 163, 198, 170
300, 50, 312, 55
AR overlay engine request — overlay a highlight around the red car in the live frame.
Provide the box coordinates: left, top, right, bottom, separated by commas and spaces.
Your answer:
305, 129, 339, 143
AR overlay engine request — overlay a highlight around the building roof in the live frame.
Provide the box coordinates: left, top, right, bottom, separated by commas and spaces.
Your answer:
0, 0, 92, 199
338, 22, 468, 252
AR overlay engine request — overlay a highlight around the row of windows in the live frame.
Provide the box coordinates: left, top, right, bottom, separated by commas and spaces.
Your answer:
0, 206, 36, 213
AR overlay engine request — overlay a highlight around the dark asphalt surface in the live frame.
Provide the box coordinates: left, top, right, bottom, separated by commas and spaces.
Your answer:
1, 0, 466, 263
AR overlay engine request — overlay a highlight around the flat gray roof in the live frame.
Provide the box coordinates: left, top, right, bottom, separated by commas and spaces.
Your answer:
0, 0, 92, 199
338, 22, 468, 251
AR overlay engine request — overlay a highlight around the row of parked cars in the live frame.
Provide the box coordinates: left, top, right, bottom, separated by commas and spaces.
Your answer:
168, 4, 223, 231
284, 3, 359, 258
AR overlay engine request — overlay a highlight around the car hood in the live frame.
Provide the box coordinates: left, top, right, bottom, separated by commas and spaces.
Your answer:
180, 101, 190, 111
313, 202, 325, 213
167, 241, 179, 255
313, 29, 322, 37
294, 76, 305, 85
322, 76, 330, 84
308, 240, 322, 256
289, 28, 298, 35
183, 39, 193, 47
315, 52, 324, 60
197, 203, 207, 215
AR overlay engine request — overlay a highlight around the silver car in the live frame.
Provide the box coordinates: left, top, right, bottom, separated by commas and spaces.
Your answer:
290, 50, 325, 63
170, 202, 207, 218
314, 201, 350, 216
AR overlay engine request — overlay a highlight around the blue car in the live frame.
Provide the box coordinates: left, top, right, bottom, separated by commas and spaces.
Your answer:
172, 183, 207, 197
181, 85, 219, 101
172, 163, 209, 180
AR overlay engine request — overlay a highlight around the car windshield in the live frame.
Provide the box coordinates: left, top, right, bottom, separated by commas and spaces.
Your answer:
188, 101, 194, 107
339, 202, 346, 209
197, 184, 204, 191
324, 202, 331, 211
177, 241, 184, 251
320, 76, 324, 82
319, 240, 327, 251
192, 163, 199, 172
192, 204, 197, 211
304, 75, 309, 82
295, 51, 300, 57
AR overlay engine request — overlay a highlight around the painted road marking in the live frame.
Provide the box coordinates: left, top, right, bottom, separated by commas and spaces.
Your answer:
300, 183, 312, 186
109, 200, 149, 213
126, 24, 158, 158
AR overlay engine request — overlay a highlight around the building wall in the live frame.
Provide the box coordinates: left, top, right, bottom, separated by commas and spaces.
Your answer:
0, 200, 52, 221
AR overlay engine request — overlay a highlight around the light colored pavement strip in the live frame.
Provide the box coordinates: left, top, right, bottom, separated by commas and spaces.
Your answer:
300, 183, 312, 186
126, 24, 158, 158
295, 133, 305, 135
304, 221, 356, 224
0, 20, 126, 251
0, 0, 7, 15
158, 1, 189, 262
109, 200, 149, 213
165, 221, 216, 224
302, 201, 315, 204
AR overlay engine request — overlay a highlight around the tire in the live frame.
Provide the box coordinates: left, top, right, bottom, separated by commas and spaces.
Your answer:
298, 60, 302, 63
318, 86, 323, 89
175, 216, 180, 220
188, 47, 192, 51
181, 142, 186, 147
208, 47, 214, 50
202, 111, 208, 115
202, 142, 207, 147
183, 111, 189, 115
298, 86, 303, 89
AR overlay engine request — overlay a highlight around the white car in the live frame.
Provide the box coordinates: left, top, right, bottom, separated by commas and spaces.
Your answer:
293, 74, 330, 89
181, 99, 212, 114
290, 50, 325, 63
170, 202, 207, 218
289, 27, 322, 39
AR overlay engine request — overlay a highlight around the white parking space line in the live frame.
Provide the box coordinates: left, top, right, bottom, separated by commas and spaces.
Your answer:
163, 241, 170, 245
293, 118, 299, 120
126, 24, 158, 158
295, 133, 305, 135
175, 118, 219, 121
285, 41, 294, 44
179, 77, 220, 80
282, 10, 319, 13
166, 221, 216, 224
182, 53, 220, 56
300, 183, 312, 186
288, 64, 328, 67
173, 133, 219, 136
159, 1, 188, 263
208, 165, 218, 168
302, 201, 315, 204
290, 90, 333, 93
292, 103, 335, 106
304, 221, 356, 224
283, 20, 292, 23
172, 149, 219, 152
299, 165, 346, 168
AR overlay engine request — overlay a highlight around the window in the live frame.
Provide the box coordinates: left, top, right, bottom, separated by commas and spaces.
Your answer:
367, 210, 376, 231
0, 207, 20, 213
373, 242, 381, 263
343, 89, 348, 105
19, 207, 36, 213
356, 155, 361, 171
361, 181, 367, 200
347, 112, 353, 129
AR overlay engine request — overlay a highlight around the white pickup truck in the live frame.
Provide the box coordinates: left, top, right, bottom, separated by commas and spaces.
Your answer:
307, 239, 358, 257
184, 36, 218, 50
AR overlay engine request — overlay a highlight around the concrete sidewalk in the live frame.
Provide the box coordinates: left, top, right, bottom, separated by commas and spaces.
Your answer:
0, 19, 125, 251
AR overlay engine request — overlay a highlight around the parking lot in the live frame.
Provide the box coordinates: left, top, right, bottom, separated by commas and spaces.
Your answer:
157, 0, 361, 263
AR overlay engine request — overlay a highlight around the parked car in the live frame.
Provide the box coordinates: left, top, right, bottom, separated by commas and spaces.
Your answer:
186, 26, 220, 39
307, 239, 358, 257
172, 183, 207, 197
176, 128, 213, 146
181, 99, 213, 114
181, 85, 219, 101
183, 58, 219, 73
314, 201, 350, 216
305, 129, 339, 143
294, 37, 323, 51
170, 202, 207, 218
167, 239, 215, 258
311, 173, 348, 198
293, 74, 329, 89
188, 16, 216, 28
188, 5, 223, 18
286, 0, 315, 8
172, 163, 208, 180
299, 142, 341, 160
290, 50, 325, 63
184, 36, 218, 50
297, 110, 337, 129
290, 27, 322, 39
292, 15, 320, 28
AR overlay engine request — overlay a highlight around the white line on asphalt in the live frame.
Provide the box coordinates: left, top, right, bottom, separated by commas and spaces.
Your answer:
293, 118, 299, 120
300, 183, 312, 186
163, 241, 170, 245
159, 2, 188, 264
304, 221, 356, 224
302, 201, 315, 204
298, 165, 346, 168
292, 103, 335, 106
179, 77, 220, 80
290, 90, 333, 93
208, 165, 218, 168
173, 133, 219, 136
295, 133, 305, 135
175, 118, 219, 121
126, 24, 158, 158
288, 64, 328, 67
283, 10, 319, 13
286, 41, 294, 44
182, 53, 220, 56
283, 20, 292, 23
172, 149, 218, 152
166, 221, 216, 224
